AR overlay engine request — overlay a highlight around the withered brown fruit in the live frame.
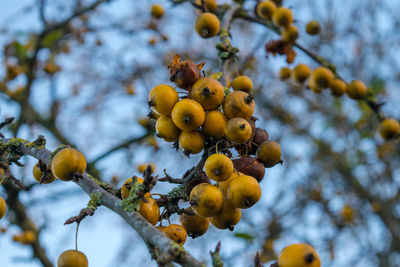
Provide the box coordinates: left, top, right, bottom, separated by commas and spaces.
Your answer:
232, 156, 265, 182
168, 55, 205, 89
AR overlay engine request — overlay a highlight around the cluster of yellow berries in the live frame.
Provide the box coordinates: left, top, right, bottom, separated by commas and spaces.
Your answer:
146, 54, 284, 244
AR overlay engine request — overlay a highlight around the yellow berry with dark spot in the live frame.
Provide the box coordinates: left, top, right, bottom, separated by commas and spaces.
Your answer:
306, 20, 321, 35
190, 183, 223, 217
273, 7, 293, 28
205, 154, 234, 182
293, 64, 310, 83
227, 174, 261, 209
172, 99, 205, 131
224, 118, 252, 144
164, 224, 187, 245
379, 118, 400, 140
278, 243, 321, 267
179, 208, 210, 238
51, 148, 86, 181
311, 67, 334, 88
210, 199, 241, 230
256, 1, 277, 20
195, 13, 220, 39
33, 162, 56, 184
256, 140, 282, 168
151, 4, 164, 19
223, 91, 255, 120
281, 25, 298, 43
191, 77, 224, 110
279, 67, 291, 80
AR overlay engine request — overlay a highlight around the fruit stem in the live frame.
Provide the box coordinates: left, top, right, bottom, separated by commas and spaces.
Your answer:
75, 222, 80, 251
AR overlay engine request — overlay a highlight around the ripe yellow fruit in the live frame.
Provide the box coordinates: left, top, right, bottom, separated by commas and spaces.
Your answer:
278, 243, 321, 267
0, 196, 6, 219
151, 4, 164, 19
172, 99, 205, 131
311, 67, 334, 88
195, 13, 220, 39
218, 172, 243, 198
256, 1, 277, 20
293, 64, 310, 83
190, 183, 223, 217
57, 250, 88, 267
281, 25, 298, 43
227, 174, 261, 209
279, 67, 291, 80
379, 118, 400, 140
329, 79, 347, 97
306, 20, 321, 35
51, 148, 86, 181
195, 0, 218, 13
231, 75, 253, 93
149, 84, 178, 116
273, 7, 293, 28
205, 154, 233, 182
32, 162, 56, 184
256, 140, 282, 168
164, 224, 187, 245
307, 78, 323, 94
191, 77, 224, 110
223, 91, 255, 120
137, 163, 156, 174
121, 177, 144, 199
179, 209, 210, 238
179, 131, 205, 154
224, 118, 252, 144
140, 193, 160, 226
156, 115, 181, 142
202, 110, 227, 139
210, 199, 241, 230
346, 80, 367, 100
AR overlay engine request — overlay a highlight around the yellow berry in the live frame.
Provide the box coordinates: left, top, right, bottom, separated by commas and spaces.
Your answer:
191, 77, 224, 110
256, 140, 282, 168
256, 1, 277, 20
57, 250, 88, 267
278, 243, 321, 267
137, 163, 156, 174
307, 78, 323, 94
195, 13, 220, 39
179, 131, 205, 154
121, 177, 144, 199
379, 118, 400, 140
172, 99, 205, 131
227, 174, 261, 209
273, 7, 293, 28
0, 196, 6, 219
32, 162, 56, 184
218, 172, 243, 198
179, 208, 210, 238
202, 110, 227, 139
140, 193, 160, 226
210, 199, 241, 230
190, 183, 223, 217
156, 115, 181, 142
51, 148, 86, 181
151, 4, 164, 19
346, 80, 367, 100
311, 67, 334, 88
292, 64, 310, 83
205, 154, 234, 182
164, 224, 187, 245
232, 75, 253, 93
306, 20, 321, 35
341, 204, 355, 223
223, 91, 255, 120
225, 118, 252, 144
329, 79, 347, 97
149, 84, 179, 116
279, 67, 292, 80
281, 25, 298, 43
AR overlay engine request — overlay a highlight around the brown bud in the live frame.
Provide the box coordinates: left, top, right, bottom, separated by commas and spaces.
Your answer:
254, 128, 269, 145
168, 55, 205, 89
232, 156, 265, 182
